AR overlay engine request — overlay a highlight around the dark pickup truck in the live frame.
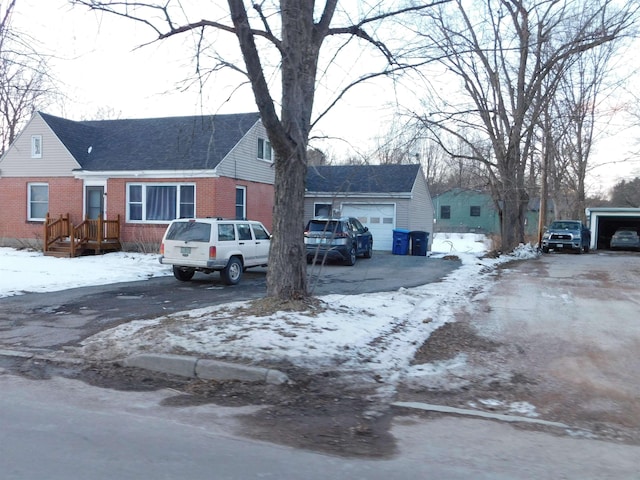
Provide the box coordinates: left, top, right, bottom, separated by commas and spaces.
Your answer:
541, 220, 591, 254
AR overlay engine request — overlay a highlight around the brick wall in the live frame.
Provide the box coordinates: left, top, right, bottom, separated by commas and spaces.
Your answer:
0, 176, 274, 250
109, 177, 274, 250
0, 177, 83, 248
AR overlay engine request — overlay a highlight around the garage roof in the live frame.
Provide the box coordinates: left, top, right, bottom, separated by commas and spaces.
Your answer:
306, 164, 420, 194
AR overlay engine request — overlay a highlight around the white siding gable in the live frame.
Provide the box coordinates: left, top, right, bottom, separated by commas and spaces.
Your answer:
0, 113, 81, 177
408, 168, 434, 232
215, 121, 275, 184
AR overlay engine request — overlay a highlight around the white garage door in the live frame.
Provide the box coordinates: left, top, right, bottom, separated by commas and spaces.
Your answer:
342, 204, 395, 251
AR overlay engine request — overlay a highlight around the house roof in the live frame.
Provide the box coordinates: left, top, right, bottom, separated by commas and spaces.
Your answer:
432, 188, 489, 200
39, 111, 261, 171
306, 164, 421, 194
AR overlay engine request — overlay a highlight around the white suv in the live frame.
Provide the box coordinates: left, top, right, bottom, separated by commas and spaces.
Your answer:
159, 218, 271, 285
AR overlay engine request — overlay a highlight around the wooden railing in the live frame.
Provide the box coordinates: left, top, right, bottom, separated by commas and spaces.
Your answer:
44, 213, 121, 256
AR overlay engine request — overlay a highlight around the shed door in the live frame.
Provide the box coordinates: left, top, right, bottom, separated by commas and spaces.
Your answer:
342, 204, 395, 251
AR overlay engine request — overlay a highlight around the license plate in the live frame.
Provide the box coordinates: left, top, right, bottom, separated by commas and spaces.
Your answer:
180, 246, 191, 256
557, 244, 563, 248
316, 238, 328, 244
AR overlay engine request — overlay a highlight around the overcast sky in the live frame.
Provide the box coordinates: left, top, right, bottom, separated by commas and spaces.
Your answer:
15, 0, 395, 157
14, 0, 640, 192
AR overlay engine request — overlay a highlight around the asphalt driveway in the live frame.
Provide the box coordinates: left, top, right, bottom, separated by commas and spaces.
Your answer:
0, 252, 460, 352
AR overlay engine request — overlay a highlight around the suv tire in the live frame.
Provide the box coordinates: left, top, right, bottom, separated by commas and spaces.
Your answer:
221, 257, 243, 285
173, 266, 195, 281
344, 246, 357, 266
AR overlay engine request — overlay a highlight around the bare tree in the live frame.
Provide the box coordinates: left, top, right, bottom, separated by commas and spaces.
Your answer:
374, 111, 492, 194
411, 0, 636, 251
72, 0, 448, 300
0, 0, 54, 154
551, 41, 623, 221
417, 140, 452, 194
609, 177, 640, 207
372, 114, 424, 165
307, 147, 328, 167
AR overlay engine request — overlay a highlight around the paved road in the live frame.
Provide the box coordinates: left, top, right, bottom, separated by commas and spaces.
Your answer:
2, 361, 638, 479
0, 252, 459, 352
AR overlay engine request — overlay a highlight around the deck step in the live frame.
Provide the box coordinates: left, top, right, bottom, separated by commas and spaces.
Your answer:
43, 250, 74, 258
43, 241, 81, 258
43, 214, 122, 258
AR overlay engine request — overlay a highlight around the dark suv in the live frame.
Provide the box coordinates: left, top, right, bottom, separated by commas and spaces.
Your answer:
541, 220, 591, 254
304, 216, 373, 266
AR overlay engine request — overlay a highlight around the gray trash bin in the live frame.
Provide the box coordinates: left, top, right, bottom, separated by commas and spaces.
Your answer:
409, 231, 429, 256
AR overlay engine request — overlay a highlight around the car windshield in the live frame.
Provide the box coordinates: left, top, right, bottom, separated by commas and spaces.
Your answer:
550, 222, 579, 230
308, 220, 342, 233
165, 221, 211, 242
615, 230, 636, 237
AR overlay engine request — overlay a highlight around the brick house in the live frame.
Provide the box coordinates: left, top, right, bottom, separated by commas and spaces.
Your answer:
0, 111, 275, 251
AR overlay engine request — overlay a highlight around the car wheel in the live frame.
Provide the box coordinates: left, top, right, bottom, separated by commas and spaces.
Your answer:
344, 246, 357, 266
173, 266, 195, 281
364, 242, 373, 258
542, 246, 549, 253
221, 257, 243, 285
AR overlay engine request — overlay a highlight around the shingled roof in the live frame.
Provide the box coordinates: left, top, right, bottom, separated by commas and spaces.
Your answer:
306, 164, 421, 194
39, 112, 261, 171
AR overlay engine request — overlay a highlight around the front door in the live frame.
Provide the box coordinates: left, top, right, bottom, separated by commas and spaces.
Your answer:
86, 186, 105, 219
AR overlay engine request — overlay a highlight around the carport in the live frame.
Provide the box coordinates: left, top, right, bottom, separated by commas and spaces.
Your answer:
586, 207, 640, 250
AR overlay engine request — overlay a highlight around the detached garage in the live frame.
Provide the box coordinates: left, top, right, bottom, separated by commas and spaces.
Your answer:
586, 207, 640, 250
304, 164, 434, 252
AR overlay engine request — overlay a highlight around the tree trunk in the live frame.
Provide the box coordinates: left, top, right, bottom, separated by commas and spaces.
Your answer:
498, 148, 527, 251
266, 148, 308, 299
228, 0, 328, 299
500, 183, 521, 251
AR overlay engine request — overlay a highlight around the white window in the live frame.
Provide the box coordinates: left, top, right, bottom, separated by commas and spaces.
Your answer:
235, 186, 246, 220
258, 138, 272, 161
127, 183, 195, 222
31, 135, 42, 158
28, 183, 48, 221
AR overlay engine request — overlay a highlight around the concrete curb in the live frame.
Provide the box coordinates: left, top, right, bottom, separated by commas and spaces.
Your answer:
0, 349, 34, 359
392, 401, 569, 428
122, 353, 289, 385
0, 348, 85, 365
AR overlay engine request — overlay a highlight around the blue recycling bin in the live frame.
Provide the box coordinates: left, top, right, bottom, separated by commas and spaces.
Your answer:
392, 228, 410, 255
410, 231, 429, 256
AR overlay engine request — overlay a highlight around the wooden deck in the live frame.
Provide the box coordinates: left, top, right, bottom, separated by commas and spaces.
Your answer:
43, 213, 122, 257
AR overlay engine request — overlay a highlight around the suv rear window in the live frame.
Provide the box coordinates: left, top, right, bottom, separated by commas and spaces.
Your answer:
308, 220, 342, 233
165, 221, 211, 242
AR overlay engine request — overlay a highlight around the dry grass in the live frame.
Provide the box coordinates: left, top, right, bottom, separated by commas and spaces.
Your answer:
234, 296, 327, 317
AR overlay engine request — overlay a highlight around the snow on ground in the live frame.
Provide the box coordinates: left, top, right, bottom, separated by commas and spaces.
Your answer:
0, 233, 538, 387
0, 248, 170, 298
